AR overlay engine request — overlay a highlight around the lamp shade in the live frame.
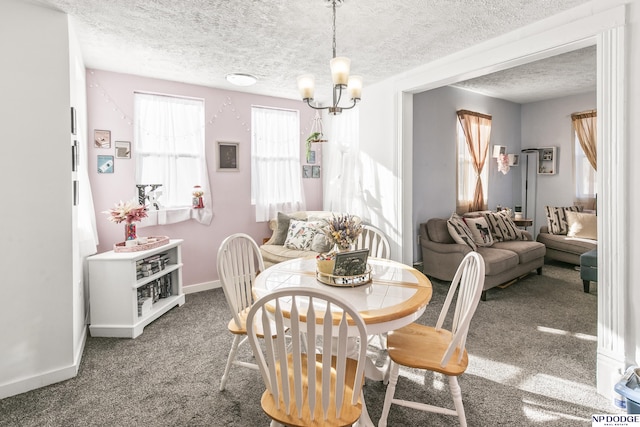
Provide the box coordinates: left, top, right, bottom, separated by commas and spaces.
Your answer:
347, 75, 363, 100
330, 57, 350, 86
297, 74, 315, 100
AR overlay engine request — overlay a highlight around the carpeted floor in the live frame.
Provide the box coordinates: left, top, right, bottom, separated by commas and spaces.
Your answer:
0, 261, 620, 426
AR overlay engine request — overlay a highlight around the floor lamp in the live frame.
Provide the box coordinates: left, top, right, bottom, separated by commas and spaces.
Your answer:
521, 149, 542, 222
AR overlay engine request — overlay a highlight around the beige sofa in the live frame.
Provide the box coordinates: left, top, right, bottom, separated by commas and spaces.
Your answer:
536, 225, 597, 265
420, 218, 546, 300
259, 211, 336, 267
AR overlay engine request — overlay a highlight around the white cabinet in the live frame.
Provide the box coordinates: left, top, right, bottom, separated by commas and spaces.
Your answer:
88, 239, 185, 338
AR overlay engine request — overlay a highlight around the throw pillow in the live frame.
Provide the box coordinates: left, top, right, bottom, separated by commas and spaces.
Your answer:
464, 216, 494, 247
545, 206, 581, 235
446, 213, 478, 251
307, 220, 333, 253
284, 219, 317, 250
482, 211, 525, 242
566, 211, 597, 240
271, 211, 294, 245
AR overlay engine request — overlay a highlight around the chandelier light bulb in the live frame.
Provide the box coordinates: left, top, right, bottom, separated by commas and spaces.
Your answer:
297, 74, 316, 101
330, 57, 350, 86
347, 75, 363, 100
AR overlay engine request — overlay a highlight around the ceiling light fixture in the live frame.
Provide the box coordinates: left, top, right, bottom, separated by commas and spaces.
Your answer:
226, 73, 257, 86
297, 0, 362, 116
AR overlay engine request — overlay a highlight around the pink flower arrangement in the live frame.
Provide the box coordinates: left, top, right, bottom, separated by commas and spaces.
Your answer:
104, 200, 148, 224
497, 153, 510, 175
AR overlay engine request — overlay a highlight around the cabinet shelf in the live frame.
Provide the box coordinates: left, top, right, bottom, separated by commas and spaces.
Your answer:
88, 239, 185, 338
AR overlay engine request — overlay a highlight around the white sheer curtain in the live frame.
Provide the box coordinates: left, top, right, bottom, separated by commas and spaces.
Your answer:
134, 93, 212, 226
251, 106, 305, 222
324, 108, 365, 217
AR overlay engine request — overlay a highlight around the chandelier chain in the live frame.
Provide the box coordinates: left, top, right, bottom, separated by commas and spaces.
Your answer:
332, 0, 337, 58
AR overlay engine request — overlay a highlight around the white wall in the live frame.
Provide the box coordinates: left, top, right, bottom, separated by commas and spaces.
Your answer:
0, 0, 78, 399
521, 92, 596, 234
412, 86, 522, 261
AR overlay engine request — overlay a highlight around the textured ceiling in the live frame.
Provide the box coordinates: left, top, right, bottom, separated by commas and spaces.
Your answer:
27, 0, 595, 103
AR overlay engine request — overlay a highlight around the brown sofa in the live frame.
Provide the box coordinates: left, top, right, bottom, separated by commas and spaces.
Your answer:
420, 218, 546, 300
536, 225, 597, 265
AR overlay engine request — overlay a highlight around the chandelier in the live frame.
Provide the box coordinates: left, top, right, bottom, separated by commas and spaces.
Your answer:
297, 0, 362, 116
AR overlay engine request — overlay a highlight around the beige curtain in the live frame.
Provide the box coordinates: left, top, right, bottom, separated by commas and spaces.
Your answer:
457, 110, 492, 212
571, 110, 597, 170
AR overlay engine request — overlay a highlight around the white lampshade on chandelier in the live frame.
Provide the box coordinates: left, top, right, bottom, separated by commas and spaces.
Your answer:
297, 0, 362, 116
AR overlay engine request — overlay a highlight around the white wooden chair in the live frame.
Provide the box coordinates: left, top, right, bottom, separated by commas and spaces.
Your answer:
354, 224, 391, 260
378, 251, 485, 427
247, 287, 368, 427
217, 233, 265, 391
354, 224, 391, 350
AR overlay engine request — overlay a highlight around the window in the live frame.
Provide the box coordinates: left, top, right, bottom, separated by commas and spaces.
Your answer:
456, 110, 491, 213
571, 110, 597, 210
134, 93, 212, 225
251, 106, 305, 222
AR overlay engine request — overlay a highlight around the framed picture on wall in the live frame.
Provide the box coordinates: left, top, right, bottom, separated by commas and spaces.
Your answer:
97, 155, 114, 174
508, 154, 519, 166
312, 165, 321, 178
115, 141, 131, 159
307, 150, 316, 164
302, 165, 312, 178
71, 140, 79, 172
217, 141, 239, 171
94, 129, 111, 149
70, 107, 77, 135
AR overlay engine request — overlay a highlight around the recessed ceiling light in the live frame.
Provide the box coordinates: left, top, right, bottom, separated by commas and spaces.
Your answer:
225, 73, 257, 86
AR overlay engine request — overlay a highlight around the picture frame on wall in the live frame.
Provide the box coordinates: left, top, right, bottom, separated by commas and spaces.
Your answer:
302, 165, 312, 178
97, 155, 114, 174
70, 107, 77, 135
508, 154, 519, 166
217, 141, 239, 171
311, 165, 321, 178
115, 141, 131, 159
307, 150, 316, 164
73, 180, 79, 206
94, 129, 111, 149
71, 140, 79, 172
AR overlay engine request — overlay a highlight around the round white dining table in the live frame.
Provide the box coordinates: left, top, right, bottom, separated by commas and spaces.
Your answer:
253, 256, 432, 335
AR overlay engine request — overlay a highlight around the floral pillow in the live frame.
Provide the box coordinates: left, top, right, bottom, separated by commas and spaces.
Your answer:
284, 219, 318, 250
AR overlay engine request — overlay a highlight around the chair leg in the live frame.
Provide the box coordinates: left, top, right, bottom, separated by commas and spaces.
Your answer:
378, 361, 399, 427
537, 266, 543, 275
480, 291, 487, 302
219, 334, 241, 391
448, 375, 467, 427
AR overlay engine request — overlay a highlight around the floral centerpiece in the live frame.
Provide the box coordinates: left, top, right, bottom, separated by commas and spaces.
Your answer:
322, 213, 363, 252
104, 200, 148, 242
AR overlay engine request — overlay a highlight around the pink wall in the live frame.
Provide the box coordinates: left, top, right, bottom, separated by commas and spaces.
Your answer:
87, 69, 322, 286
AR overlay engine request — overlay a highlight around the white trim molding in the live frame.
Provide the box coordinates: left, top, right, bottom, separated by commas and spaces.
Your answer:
183, 280, 220, 294
596, 24, 628, 396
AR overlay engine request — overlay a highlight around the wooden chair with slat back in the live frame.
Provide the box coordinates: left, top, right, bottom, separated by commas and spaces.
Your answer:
378, 251, 485, 427
353, 224, 391, 350
217, 233, 265, 391
247, 287, 368, 427
354, 224, 391, 260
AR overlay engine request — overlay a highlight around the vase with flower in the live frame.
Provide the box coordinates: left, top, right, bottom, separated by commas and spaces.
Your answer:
104, 200, 148, 245
322, 213, 363, 253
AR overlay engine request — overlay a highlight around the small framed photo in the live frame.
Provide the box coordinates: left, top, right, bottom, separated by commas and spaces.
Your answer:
492, 145, 506, 158
115, 141, 131, 159
217, 141, 239, 171
97, 155, 114, 174
508, 154, 519, 166
70, 107, 77, 135
302, 165, 312, 178
73, 180, 79, 206
94, 130, 111, 149
71, 140, 79, 172
333, 249, 369, 276
307, 150, 316, 164
312, 165, 321, 178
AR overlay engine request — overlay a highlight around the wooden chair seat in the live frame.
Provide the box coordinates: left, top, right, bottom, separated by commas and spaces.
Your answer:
261, 353, 362, 427
387, 323, 468, 376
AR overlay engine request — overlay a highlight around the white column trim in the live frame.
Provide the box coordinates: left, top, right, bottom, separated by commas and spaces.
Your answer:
596, 24, 628, 396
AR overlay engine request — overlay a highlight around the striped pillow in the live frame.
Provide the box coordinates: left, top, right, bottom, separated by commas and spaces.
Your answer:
545, 206, 581, 235
482, 211, 525, 241
447, 213, 478, 250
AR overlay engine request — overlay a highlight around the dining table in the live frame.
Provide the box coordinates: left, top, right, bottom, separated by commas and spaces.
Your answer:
252, 256, 433, 427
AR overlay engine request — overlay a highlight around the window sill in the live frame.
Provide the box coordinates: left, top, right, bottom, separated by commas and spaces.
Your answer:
138, 206, 212, 227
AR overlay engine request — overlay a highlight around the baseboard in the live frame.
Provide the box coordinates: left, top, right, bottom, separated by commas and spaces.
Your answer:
0, 361, 79, 400
183, 280, 220, 294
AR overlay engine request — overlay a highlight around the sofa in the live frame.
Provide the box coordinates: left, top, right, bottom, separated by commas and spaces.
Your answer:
259, 211, 337, 267
420, 216, 546, 300
535, 208, 597, 265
